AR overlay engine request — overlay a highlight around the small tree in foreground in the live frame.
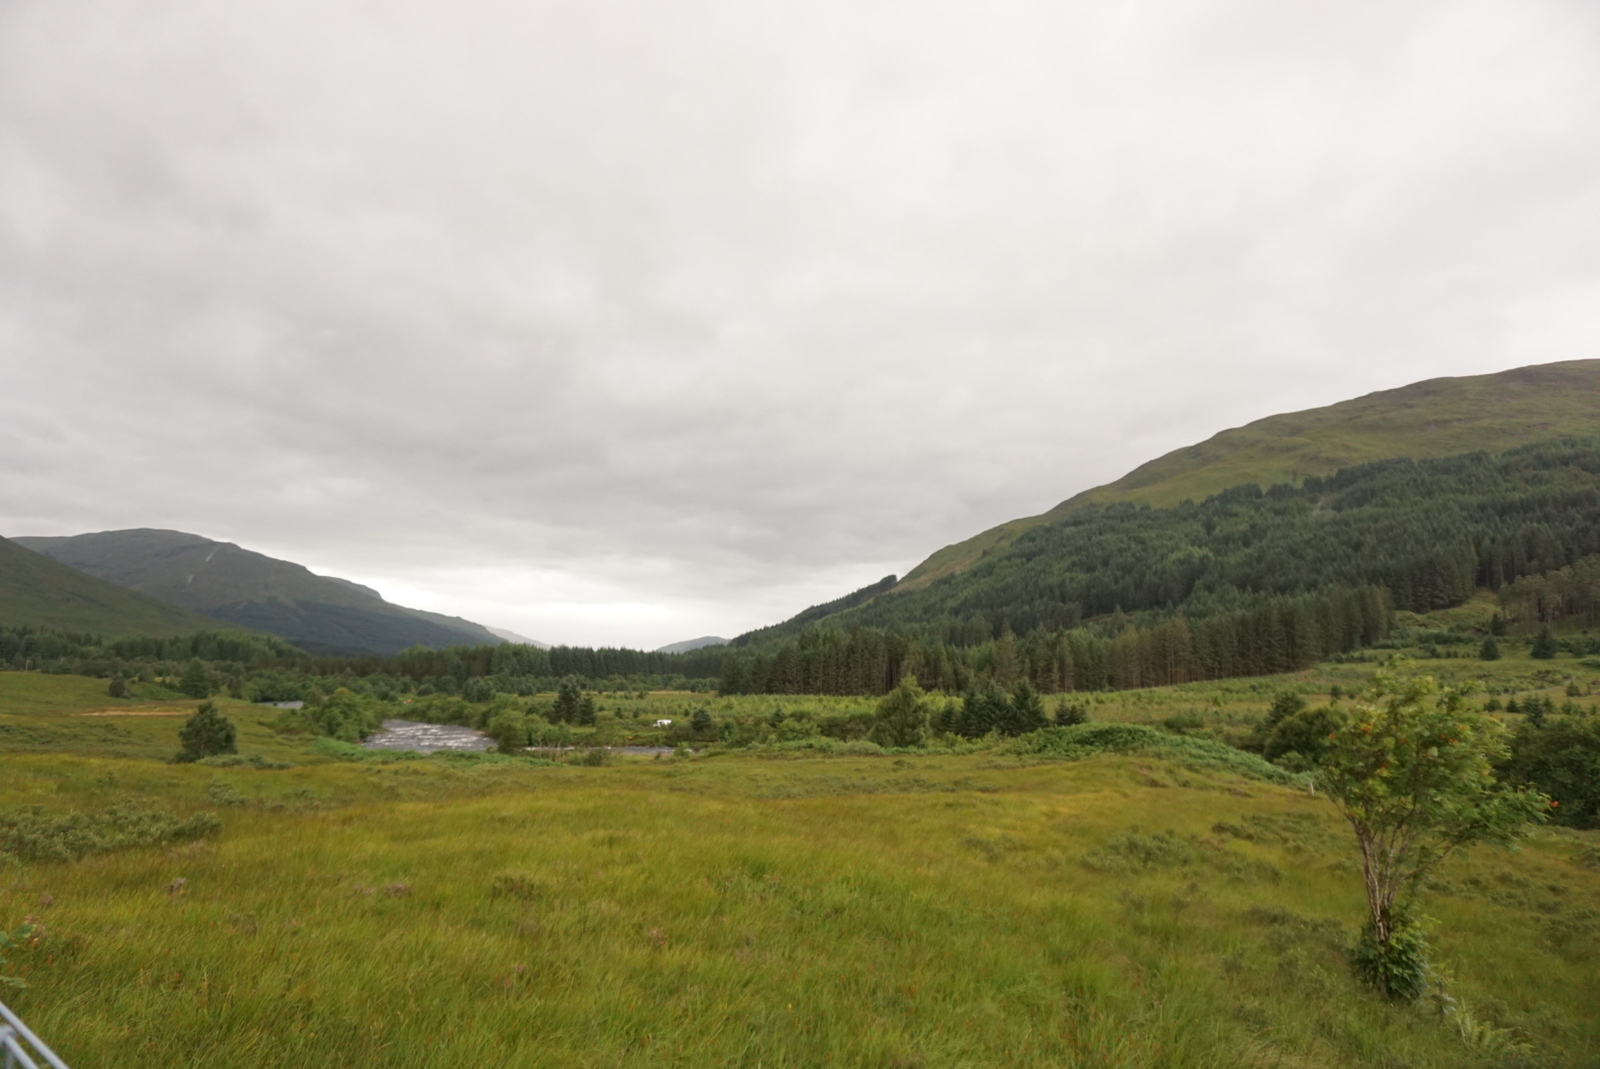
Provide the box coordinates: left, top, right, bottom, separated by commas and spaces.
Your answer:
1317, 673, 1549, 1000
176, 700, 237, 762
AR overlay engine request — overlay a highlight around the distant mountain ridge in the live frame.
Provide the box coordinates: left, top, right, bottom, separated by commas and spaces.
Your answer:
14, 529, 508, 656
655, 636, 728, 654
0, 534, 226, 638
487, 626, 550, 649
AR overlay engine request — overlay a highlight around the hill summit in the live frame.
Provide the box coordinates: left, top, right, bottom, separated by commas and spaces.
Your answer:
898, 359, 1600, 592
13, 529, 507, 656
0, 534, 222, 639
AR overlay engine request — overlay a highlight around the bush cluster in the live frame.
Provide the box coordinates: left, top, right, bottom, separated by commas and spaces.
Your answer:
1, 802, 220, 863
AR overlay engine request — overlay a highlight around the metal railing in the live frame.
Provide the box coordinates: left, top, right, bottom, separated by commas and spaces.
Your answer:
0, 999, 70, 1069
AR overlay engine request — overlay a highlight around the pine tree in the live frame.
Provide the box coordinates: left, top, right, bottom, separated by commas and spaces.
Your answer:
179, 658, 211, 699
176, 700, 237, 762
1479, 637, 1501, 661
958, 683, 1009, 739
691, 707, 715, 736
1054, 697, 1089, 725
991, 630, 1020, 689
1531, 625, 1558, 660
552, 680, 582, 723
1007, 679, 1047, 736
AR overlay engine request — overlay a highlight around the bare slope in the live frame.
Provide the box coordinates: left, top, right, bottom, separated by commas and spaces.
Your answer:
14, 529, 504, 656
899, 359, 1600, 590
0, 535, 220, 638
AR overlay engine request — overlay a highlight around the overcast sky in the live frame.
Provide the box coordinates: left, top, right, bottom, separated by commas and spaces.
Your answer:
3, 0, 1599, 648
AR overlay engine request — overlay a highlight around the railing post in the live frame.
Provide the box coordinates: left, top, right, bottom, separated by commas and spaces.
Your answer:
0, 1000, 70, 1069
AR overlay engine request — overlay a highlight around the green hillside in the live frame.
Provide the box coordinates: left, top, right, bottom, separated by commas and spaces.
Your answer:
900, 359, 1600, 591
13, 529, 504, 657
0, 535, 219, 638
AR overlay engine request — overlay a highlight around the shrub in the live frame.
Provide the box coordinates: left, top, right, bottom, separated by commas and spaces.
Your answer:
176, 700, 237, 762
869, 678, 931, 748
205, 779, 251, 807
1350, 909, 1431, 1002
1161, 710, 1206, 735
485, 703, 530, 754
107, 676, 128, 698
0, 802, 220, 863
1081, 830, 1196, 873
1501, 711, 1600, 828
307, 690, 384, 742
1005, 723, 1298, 783
1263, 704, 1347, 767
196, 754, 291, 769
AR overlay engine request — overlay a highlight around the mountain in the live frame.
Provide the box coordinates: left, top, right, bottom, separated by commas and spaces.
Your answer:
738, 359, 1600, 647
12, 529, 507, 657
487, 626, 550, 649
899, 359, 1600, 591
655, 636, 729, 654
0, 534, 222, 638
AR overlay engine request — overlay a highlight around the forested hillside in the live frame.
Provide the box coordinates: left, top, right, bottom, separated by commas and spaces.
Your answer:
899, 359, 1600, 591
717, 440, 1600, 694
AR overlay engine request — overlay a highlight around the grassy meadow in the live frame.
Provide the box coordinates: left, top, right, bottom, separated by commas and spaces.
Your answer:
2, 663, 1598, 1068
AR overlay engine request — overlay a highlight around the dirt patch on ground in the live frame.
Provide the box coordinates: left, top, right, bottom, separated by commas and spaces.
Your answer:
78, 706, 197, 717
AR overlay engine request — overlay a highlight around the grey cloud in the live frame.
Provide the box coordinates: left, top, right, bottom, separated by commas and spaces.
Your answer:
3, 0, 1599, 646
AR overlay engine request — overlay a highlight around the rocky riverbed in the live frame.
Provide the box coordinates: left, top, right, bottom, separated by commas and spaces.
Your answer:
363, 719, 494, 753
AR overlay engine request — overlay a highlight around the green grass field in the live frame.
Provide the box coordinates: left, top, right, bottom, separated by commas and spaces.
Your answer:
2, 668, 1597, 1068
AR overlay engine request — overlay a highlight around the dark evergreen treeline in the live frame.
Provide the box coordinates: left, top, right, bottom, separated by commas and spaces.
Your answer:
386, 642, 725, 684
718, 585, 1391, 696
0, 623, 727, 695
0, 627, 299, 668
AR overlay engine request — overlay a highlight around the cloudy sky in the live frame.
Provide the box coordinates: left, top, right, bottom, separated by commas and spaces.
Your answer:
3, 0, 1599, 648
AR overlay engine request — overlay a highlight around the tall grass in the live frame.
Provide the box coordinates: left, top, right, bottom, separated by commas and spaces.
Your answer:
0, 747, 1594, 1067
1, 672, 1596, 1067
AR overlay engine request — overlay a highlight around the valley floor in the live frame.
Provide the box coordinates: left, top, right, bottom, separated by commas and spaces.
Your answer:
1, 673, 1597, 1068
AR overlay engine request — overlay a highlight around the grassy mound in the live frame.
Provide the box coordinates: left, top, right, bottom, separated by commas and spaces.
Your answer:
1005, 722, 1299, 782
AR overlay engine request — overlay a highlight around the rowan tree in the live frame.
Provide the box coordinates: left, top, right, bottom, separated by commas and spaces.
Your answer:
1317, 673, 1549, 999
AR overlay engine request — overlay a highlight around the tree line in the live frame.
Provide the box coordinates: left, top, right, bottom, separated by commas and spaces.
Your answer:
719, 584, 1392, 696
